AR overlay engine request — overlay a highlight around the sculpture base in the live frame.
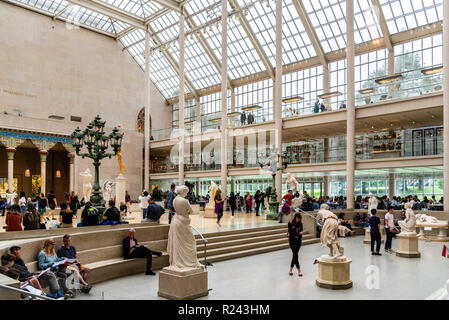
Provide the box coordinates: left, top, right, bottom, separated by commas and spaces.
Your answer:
396, 233, 421, 258
267, 201, 279, 220
158, 267, 208, 300
363, 228, 385, 244
204, 207, 216, 219
115, 174, 127, 206
315, 256, 352, 290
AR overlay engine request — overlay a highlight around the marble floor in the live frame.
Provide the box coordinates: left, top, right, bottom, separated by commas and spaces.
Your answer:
75, 236, 449, 300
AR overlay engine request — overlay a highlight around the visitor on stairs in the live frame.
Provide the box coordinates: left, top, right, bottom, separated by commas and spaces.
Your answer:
23, 203, 41, 230
102, 200, 125, 225
369, 209, 382, 256
78, 202, 99, 227
288, 213, 303, 276
254, 190, 263, 216
47, 190, 57, 220
214, 190, 224, 227
138, 191, 150, 221
146, 196, 165, 222
384, 207, 399, 254
5, 204, 22, 232
58, 203, 76, 228
122, 228, 162, 275
57, 235, 92, 293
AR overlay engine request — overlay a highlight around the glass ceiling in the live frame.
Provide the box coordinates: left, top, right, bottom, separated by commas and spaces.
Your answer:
7, 0, 443, 99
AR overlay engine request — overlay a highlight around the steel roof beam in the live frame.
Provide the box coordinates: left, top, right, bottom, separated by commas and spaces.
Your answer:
371, 0, 393, 52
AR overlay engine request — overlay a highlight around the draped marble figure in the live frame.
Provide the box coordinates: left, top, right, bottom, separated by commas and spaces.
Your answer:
316, 204, 344, 258
398, 202, 417, 234
166, 185, 204, 271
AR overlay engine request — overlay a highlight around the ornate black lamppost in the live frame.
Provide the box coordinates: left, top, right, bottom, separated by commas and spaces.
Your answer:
71, 115, 124, 211
258, 147, 291, 220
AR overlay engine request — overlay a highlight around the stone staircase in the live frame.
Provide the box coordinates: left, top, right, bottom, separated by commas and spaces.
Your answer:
195, 224, 320, 263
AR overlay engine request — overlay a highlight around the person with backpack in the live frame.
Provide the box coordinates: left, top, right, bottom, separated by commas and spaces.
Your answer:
23, 203, 41, 230
165, 183, 176, 224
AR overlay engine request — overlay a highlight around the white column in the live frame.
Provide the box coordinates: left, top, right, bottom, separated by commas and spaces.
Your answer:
196, 98, 201, 123
6, 149, 15, 191
231, 89, 236, 113
68, 154, 74, 193
39, 151, 47, 195
144, 30, 151, 191
274, 0, 283, 201
323, 65, 330, 196
388, 172, 395, 200
346, 0, 355, 209
221, 0, 228, 199
178, 11, 185, 186
388, 49, 395, 76
444, 0, 449, 211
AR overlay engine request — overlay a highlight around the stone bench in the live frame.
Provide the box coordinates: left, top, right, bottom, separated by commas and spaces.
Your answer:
0, 225, 170, 286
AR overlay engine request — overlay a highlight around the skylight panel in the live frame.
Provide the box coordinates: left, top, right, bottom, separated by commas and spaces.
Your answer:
98, 0, 146, 17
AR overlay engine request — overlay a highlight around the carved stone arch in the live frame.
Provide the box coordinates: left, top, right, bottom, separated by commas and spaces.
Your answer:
137, 107, 152, 135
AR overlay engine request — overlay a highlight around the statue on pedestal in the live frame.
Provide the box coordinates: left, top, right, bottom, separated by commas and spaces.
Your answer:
316, 204, 344, 259
80, 168, 92, 202
102, 179, 115, 202
398, 202, 417, 234
285, 173, 299, 192
166, 185, 204, 271
206, 181, 218, 209
367, 193, 377, 217
117, 147, 127, 176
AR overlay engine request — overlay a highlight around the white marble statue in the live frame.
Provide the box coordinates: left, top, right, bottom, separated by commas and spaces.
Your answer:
206, 181, 218, 209
398, 202, 417, 234
316, 204, 344, 259
80, 168, 92, 202
415, 213, 439, 224
285, 173, 299, 192
166, 185, 204, 271
102, 179, 115, 202
292, 196, 303, 209
367, 193, 377, 217
5, 189, 16, 206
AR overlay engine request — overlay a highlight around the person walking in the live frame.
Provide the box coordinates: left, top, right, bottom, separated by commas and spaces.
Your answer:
215, 189, 224, 227
47, 190, 57, 220
69, 191, 80, 216
369, 209, 382, 256
245, 192, 252, 214
37, 193, 47, 216
254, 190, 262, 216
138, 191, 150, 221
288, 213, 303, 276
384, 206, 398, 253
229, 192, 237, 217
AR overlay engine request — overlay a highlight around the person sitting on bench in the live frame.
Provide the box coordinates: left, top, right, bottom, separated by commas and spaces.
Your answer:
122, 228, 162, 275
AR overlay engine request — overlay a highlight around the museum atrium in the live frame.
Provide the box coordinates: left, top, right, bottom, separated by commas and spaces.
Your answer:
1, 0, 449, 302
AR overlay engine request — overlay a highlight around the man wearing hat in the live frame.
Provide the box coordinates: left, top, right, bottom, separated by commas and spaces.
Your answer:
146, 196, 165, 222
9, 245, 62, 298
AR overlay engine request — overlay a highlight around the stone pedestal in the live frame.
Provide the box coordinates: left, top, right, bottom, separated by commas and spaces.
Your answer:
158, 267, 208, 300
315, 255, 352, 290
364, 228, 385, 244
191, 204, 200, 215
396, 233, 421, 258
115, 174, 127, 205
204, 206, 216, 218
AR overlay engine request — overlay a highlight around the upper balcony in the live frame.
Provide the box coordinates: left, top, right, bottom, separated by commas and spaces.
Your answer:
150, 67, 443, 149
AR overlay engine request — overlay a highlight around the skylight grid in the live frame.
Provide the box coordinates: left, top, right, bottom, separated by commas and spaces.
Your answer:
141, 0, 163, 17
245, 0, 315, 67
204, 19, 264, 80
149, 52, 184, 98
120, 28, 145, 47
61, 5, 114, 33
169, 39, 221, 90
379, 0, 442, 34
185, 0, 222, 26
15, 0, 68, 14
98, 0, 145, 17
111, 20, 130, 33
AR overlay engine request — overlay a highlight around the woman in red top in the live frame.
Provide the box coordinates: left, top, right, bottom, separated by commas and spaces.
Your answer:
245, 192, 252, 213
6, 204, 22, 231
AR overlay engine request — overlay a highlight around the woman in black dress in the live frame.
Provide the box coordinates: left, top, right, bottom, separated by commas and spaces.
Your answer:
288, 213, 303, 276
229, 192, 236, 216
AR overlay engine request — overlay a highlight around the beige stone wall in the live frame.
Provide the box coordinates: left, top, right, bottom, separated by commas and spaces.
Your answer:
0, 2, 171, 199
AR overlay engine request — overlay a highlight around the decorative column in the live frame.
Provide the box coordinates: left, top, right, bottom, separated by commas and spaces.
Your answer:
444, 0, 449, 211
220, 0, 228, 199
144, 30, 151, 191
68, 153, 75, 193
39, 151, 48, 195
231, 89, 236, 113
346, 0, 355, 209
274, 0, 283, 201
388, 49, 395, 76
178, 9, 185, 186
323, 65, 330, 197
6, 148, 15, 191
388, 172, 395, 200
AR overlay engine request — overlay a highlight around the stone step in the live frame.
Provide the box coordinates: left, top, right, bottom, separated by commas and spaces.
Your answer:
197, 233, 313, 251
204, 238, 320, 263
196, 228, 288, 244
194, 224, 287, 240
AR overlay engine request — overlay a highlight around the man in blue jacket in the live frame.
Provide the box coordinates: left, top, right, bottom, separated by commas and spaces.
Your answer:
166, 183, 176, 224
